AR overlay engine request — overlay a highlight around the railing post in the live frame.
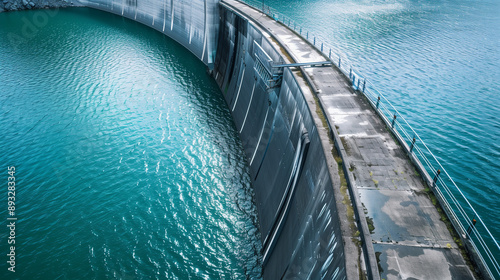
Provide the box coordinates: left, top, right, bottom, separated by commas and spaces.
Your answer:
352, 75, 356, 87
321, 43, 323, 52
338, 57, 341, 68
376, 96, 380, 109
314, 36, 316, 45
433, 169, 441, 187
306, 31, 308, 40
329, 49, 331, 59
391, 114, 397, 128
410, 137, 416, 153
349, 68, 352, 79
362, 79, 366, 92
300, 27, 302, 35
357, 79, 361, 90
466, 218, 477, 238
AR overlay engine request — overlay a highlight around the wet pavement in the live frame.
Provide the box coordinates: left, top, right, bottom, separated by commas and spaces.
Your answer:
222, 1, 476, 279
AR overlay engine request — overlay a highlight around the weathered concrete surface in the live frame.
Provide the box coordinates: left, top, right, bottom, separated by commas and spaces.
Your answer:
223, 1, 476, 279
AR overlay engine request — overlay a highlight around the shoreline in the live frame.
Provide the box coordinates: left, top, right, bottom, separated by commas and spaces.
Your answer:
0, 0, 78, 13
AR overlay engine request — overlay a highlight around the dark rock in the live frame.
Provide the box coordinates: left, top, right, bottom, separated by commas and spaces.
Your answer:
0, 0, 71, 12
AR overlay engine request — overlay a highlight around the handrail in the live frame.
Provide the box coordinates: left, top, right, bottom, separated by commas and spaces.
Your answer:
237, 0, 500, 279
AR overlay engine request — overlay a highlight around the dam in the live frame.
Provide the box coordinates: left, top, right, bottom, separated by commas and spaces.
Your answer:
1, 0, 499, 279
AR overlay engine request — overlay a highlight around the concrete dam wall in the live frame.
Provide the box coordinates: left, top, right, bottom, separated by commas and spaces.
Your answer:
80, 0, 220, 66
1, 0, 349, 278
213, 7, 346, 279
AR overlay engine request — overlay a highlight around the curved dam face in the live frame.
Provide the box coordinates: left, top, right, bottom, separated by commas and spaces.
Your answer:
213, 7, 346, 279
48, 0, 347, 278
80, 0, 219, 66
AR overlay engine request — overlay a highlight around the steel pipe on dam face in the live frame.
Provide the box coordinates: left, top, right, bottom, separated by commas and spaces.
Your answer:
77, 0, 348, 278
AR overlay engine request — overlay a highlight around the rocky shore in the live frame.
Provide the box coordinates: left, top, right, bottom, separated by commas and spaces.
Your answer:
0, 0, 75, 12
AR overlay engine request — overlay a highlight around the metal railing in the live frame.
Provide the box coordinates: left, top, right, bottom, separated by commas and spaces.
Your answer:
238, 0, 500, 278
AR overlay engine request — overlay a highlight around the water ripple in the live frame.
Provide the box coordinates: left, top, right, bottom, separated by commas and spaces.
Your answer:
0, 8, 261, 279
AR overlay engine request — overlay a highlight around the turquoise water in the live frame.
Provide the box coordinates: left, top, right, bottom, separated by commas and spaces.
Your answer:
0, 8, 261, 279
1, 1, 498, 278
263, 0, 500, 248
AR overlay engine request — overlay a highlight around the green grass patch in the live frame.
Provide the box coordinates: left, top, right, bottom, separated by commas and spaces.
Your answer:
349, 164, 355, 172
414, 168, 420, 177
376, 252, 384, 275
366, 216, 375, 234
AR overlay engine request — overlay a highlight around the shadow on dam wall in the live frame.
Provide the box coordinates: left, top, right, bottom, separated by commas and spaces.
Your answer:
61, 0, 348, 278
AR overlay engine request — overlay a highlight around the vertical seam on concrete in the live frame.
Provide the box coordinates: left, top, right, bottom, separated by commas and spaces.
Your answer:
188, 1, 193, 44
231, 67, 245, 111
250, 107, 270, 166
239, 82, 256, 133
170, 0, 174, 30
162, 0, 166, 31
201, 0, 207, 62
134, 0, 137, 19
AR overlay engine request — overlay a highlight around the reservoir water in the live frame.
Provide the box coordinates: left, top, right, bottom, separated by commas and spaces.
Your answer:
0, 8, 262, 279
259, 0, 499, 249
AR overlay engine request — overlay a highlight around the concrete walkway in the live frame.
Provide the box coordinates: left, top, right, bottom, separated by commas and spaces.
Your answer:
223, 1, 476, 279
